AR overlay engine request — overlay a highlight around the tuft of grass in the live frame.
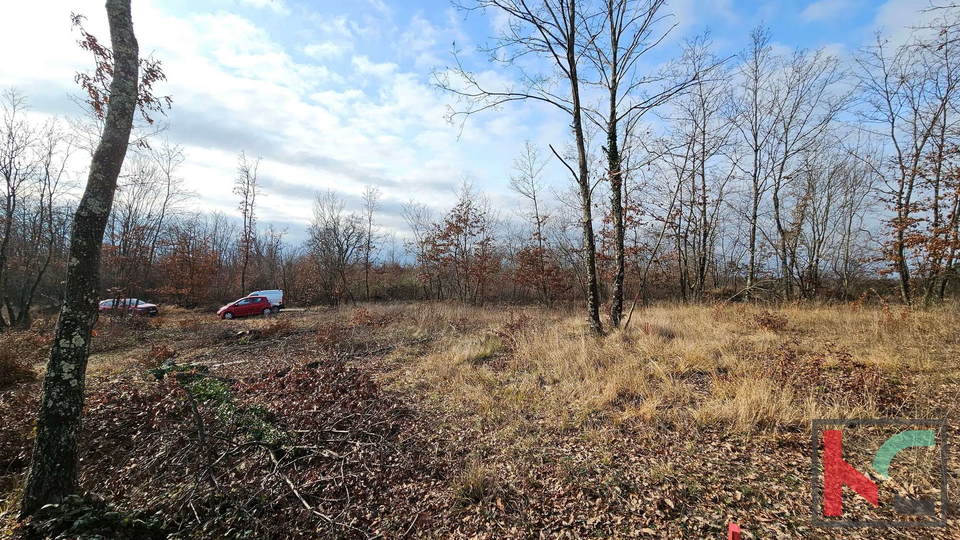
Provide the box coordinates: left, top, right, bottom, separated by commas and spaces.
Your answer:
694, 377, 803, 432
454, 460, 499, 505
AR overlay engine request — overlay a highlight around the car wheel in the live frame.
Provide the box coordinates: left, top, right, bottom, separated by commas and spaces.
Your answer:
262, 308, 272, 316
271, 306, 280, 314
223, 312, 234, 320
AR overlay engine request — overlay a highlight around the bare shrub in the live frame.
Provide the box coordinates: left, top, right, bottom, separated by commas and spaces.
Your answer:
349, 307, 397, 328
494, 311, 531, 351
754, 310, 788, 331
316, 321, 342, 354
140, 344, 177, 370
261, 317, 294, 338
177, 315, 204, 332
764, 342, 905, 413
0, 331, 43, 387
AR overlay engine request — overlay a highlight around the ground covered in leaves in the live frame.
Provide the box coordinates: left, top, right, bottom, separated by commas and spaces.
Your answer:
1, 303, 958, 538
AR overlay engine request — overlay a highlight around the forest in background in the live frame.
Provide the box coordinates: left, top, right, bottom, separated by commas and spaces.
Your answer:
3, 2, 960, 329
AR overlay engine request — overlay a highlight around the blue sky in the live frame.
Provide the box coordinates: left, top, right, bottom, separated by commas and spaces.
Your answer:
0, 0, 937, 241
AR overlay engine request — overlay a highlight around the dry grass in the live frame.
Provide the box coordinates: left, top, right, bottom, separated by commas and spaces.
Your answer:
0, 330, 46, 388
24, 301, 952, 436
391, 302, 958, 434
3, 301, 958, 537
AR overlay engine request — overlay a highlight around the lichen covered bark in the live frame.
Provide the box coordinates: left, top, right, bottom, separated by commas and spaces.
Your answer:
20, 0, 139, 517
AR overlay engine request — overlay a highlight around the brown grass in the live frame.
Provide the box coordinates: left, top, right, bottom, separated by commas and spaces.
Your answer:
3, 302, 957, 538
0, 330, 46, 388
391, 302, 957, 433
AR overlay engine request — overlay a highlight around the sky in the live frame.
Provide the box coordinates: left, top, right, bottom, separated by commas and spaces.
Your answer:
0, 0, 942, 243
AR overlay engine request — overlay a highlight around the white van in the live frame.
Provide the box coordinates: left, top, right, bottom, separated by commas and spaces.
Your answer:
248, 290, 284, 311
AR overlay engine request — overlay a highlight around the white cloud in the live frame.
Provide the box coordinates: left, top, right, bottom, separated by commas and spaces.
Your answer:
0, 0, 590, 238
872, 0, 939, 45
236, 0, 289, 15
351, 56, 399, 78
801, 0, 855, 23
316, 14, 353, 38
303, 41, 350, 59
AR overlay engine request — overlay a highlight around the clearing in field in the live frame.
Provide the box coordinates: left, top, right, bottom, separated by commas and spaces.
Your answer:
1, 302, 957, 538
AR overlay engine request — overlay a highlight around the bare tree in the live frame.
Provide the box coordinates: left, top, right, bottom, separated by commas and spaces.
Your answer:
361, 185, 382, 301
234, 151, 260, 295
766, 45, 848, 299
0, 89, 37, 329
309, 190, 364, 306
401, 200, 441, 300
732, 27, 777, 297
661, 36, 734, 301
509, 140, 553, 303
142, 138, 189, 295
584, 0, 706, 324
5, 117, 74, 327
855, 31, 953, 304
435, 0, 604, 333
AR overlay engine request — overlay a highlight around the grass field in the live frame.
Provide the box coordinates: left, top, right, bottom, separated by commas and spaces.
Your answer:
1, 302, 958, 538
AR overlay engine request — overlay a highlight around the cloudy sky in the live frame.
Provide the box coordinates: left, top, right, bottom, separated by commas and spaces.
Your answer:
0, 0, 938, 242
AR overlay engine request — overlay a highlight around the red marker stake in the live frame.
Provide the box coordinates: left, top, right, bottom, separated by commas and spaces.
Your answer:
728, 522, 741, 540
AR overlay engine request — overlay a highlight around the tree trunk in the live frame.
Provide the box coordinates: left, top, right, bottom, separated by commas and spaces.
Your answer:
607, 97, 625, 327
747, 178, 759, 297
568, 0, 602, 335
604, 0, 625, 328
0, 192, 16, 328
20, 0, 138, 517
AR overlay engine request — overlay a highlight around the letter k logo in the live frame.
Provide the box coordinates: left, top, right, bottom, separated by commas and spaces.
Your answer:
823, 430, 879, 516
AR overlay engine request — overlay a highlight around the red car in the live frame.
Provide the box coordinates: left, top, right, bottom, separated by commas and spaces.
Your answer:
217, 295, 273, 319
98, 298, 159, 316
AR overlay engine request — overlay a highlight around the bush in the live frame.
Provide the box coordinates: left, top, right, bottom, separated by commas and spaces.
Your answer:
315, 321, 343, 354
261, 317, 294, 338
349, 308, 397, 327
494, 311, 531, 351
754, 310, 788, 332
141, 344, 177, 369
0, 331, 45, 387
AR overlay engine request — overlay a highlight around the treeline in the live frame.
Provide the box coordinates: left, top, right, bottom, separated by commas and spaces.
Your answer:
4, 2, 960, 330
